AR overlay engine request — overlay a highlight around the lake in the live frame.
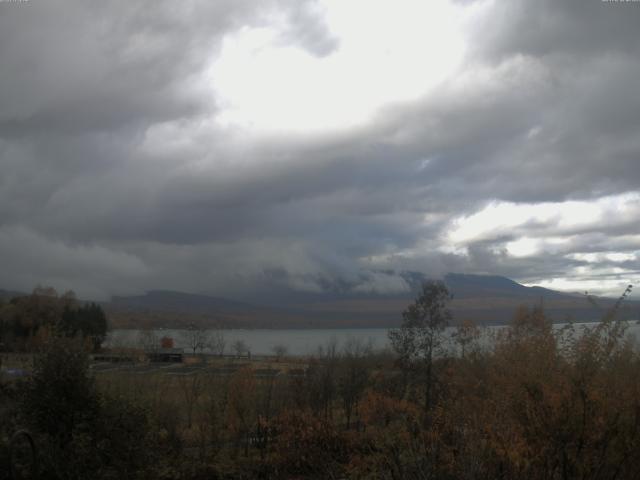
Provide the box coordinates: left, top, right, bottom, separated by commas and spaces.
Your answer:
106, 321, 640, 356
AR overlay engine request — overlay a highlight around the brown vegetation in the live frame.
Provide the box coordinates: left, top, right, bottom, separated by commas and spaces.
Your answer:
1, 284, 639, 479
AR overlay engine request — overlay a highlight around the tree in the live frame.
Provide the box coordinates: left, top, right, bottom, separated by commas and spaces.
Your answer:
21, 335, 98, 445
0, 287, 104, 353
209, 325, 226, 357
182, 323, 211, 356
451, 318, 480, 359
4, 287, 64, 348
199, 375, 229, 461
306, 338, 339, 421
233, 339, 248, 358
388, 280, 452, 414
338, 337, 372, 429
79, 303, 108, 351
272, 344, 288, 362
227, 367, 256, 457
58, 301, 107, 351
177, 372, 204, 429
20, 335, 158, 478
137, 328, 159, 353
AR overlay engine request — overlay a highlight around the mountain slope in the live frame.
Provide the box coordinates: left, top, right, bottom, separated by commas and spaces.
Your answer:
3, 274, 637, 328
444, 273, 566, 299
105, 274, 639, 328
110, 290, 255, 314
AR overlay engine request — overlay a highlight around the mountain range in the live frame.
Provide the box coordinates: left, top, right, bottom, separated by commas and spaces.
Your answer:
3, 274, 636, 329
103, 274, 637, 329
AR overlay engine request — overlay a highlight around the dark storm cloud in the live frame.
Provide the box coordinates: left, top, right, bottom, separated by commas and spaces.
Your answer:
475, 0, 640, 60
0, 0, 638, 299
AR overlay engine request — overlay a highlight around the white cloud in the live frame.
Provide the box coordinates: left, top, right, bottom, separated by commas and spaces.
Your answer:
524, 276, 637, 298
448, 192, 640, 246
1, 0, 640, 301
505, 237, 539, 257
210, 0, 466, 132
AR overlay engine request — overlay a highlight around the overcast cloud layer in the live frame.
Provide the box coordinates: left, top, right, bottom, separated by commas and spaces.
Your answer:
1, 0, 639, 301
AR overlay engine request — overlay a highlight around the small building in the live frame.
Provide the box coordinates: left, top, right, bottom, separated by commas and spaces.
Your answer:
146, 348, 184, 363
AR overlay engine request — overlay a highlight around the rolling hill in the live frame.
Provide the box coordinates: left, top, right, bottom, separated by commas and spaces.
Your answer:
3, 275, 635, 328
102, 274, 639, 328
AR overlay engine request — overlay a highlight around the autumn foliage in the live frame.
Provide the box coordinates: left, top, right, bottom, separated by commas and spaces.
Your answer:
2, 285, 640, 479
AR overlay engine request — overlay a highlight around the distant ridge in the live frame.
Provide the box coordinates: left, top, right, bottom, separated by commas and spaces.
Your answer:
105, 274, 637, 328
2, 274, 637, 328
111, 290, 255, 314
444, 273, 565, 299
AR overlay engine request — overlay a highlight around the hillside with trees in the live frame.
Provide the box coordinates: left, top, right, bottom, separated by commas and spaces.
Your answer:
0, 287, 107, 352
1, 282, 639, 478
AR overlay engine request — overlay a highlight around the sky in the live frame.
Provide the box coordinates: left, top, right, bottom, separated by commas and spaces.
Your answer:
0, 0, 639, 301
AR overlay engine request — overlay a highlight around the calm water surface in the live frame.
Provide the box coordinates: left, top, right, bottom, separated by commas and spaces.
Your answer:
106, 321, 640, 356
